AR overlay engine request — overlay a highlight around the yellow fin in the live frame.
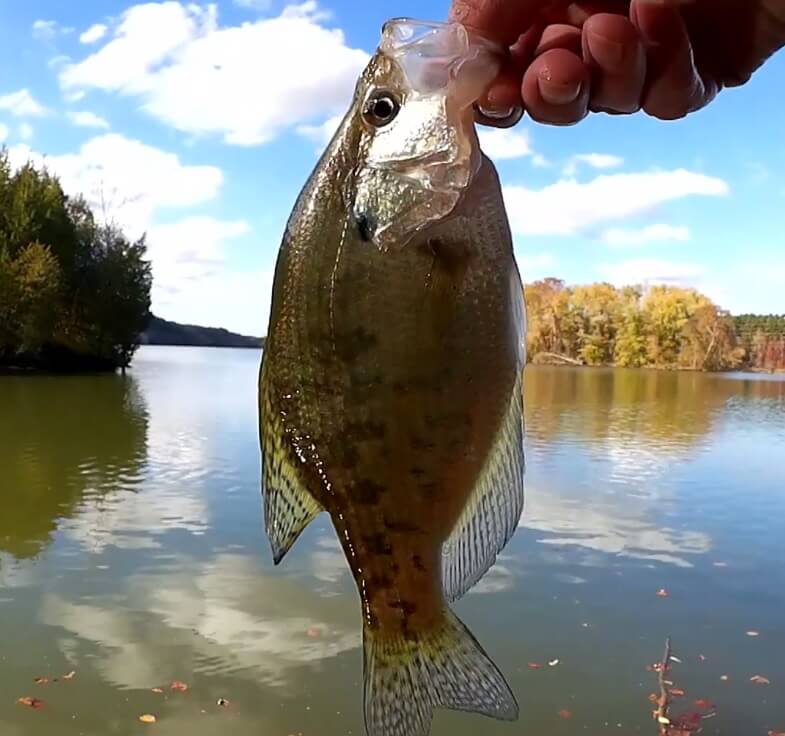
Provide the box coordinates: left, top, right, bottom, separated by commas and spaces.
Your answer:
441, 371, 525, 601
363, 607, 518, 736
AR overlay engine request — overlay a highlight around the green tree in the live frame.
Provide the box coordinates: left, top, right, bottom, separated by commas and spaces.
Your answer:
0, 148, 152, 371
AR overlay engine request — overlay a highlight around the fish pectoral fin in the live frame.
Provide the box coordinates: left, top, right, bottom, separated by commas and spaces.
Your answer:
363, 607, 518, 736
441, 372, 525, 602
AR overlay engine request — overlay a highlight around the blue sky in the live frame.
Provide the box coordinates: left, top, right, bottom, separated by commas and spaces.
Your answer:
1, 0, 783, 336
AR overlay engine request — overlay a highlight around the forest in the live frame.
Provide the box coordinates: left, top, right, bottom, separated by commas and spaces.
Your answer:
524, 278, 785, 372
0, 150, 151, 371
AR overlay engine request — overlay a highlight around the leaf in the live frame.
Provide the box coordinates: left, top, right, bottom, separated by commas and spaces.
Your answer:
694, 698, 716, 710
720, 674, 729, 681
151, 688, 164, 694
558, 709, 572, 719
139, 714, 157, 723
61, 671, 76, 680
217, 698, 230, 707
527, 663, 542, 670
656, 588, 669, 598
306, 627, 323, 639
670, 688, 686, 697
767, 731, 785, 736
548, 659, 560, 667
170, 680, 189, 692
33, 677, 49, 685
17, 697, 44, 709
746, 631, 760, 637
750, 675, 771, 685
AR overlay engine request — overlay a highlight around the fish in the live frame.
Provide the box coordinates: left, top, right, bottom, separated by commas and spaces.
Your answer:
258, 17, 527, 736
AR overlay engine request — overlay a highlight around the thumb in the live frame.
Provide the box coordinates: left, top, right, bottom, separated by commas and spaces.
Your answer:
449, 0, 572, 45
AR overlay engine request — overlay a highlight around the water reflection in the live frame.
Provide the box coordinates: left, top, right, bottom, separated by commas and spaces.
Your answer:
1, 351, 784, 736
0, 374, 148, 560
40, 551, 360, 690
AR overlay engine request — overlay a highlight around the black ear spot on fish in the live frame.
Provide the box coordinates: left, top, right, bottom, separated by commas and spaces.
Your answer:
362, 89, 400, 128
356, 212, 374, 243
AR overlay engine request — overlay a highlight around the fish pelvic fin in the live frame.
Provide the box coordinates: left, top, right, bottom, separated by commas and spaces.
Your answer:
441, 371, 525, 602
259, 366, 323, 565
363, 607, 518, 736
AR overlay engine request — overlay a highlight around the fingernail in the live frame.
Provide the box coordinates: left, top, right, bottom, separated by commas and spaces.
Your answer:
537, 70, 582, 105
587, 29, 625, 69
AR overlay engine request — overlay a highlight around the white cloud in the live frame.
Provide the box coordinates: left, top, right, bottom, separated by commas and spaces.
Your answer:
18, 123, 33, 141
233, 0, 274, 10
60, 2, 369, 146
146, 216, 250, 292
32, 19, 58, 41
0, 123, 7, 143
8, 134, 223, 238
296, 114, 341, 148
0, 89, 49, 117
80, 23, 108, 44
504, 169, 729, 236
32, 19, 73, 41
563, 152, 623, 176
598, 258, 705, 288
531, 153, 550, 168
518, 253, 556, 280
601, 224, 690, 247
478, 127, 532, 160
67, 110, 111, 129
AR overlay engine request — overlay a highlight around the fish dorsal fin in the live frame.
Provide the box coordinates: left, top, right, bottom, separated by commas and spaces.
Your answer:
441, 373, 525, 601
260, 372, 323, 565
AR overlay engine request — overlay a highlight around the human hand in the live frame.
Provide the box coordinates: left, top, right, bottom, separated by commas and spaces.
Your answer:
450, 0, 785, 125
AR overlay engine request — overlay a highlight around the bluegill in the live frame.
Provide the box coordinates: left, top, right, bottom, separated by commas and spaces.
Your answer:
259, 18, 526, 736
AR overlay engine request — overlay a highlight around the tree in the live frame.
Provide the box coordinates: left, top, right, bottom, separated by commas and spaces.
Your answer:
0, 148, 152, 371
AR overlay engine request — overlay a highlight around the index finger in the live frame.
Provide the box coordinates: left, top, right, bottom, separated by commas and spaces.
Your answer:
449, 0, 571, 45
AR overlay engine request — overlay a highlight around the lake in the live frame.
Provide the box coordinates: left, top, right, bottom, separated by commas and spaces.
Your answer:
1, 346, 784, 736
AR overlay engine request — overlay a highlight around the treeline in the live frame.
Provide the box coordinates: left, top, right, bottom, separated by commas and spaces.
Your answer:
524, 278, 785, 372
0, 150, 151, 371
734, 313, 785, 371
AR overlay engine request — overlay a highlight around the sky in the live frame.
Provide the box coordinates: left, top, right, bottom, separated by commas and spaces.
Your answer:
0, 0, 783, 337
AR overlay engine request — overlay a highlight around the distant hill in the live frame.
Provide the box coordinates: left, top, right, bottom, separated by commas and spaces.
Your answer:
140, 315, 264, 349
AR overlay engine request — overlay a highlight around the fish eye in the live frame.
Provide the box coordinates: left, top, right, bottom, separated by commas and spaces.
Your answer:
363, 90, 400, 127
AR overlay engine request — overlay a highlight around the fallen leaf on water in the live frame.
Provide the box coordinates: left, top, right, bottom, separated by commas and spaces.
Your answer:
648, 693, 660, 705
720, 675, 729, 681
139, 714, 157, 724
557, 709, 572, 719
151, 688, 164, 694
767, 731, 785, 736
694, 699, 716, 710
33, 677, 49, 685
548, 659, 560, 667
750, 675, 771, 685
656, 589, 669, 598
698, 654, 706, 662
306, 627, 323, 639
217, 698, 230, 708
527, 663, 542, 670
61, 671, 76, 681
170, 680, 189, 692
747, 631, 760, 637
670, 712, 703, 730
17, 697, 44, 709
670, 688, 686, 697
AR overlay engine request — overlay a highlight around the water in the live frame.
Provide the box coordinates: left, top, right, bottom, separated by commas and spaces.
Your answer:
1, 347, 784, 735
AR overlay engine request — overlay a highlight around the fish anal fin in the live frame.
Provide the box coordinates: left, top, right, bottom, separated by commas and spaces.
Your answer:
441, 373, 525, 602
363, 607, 518, 736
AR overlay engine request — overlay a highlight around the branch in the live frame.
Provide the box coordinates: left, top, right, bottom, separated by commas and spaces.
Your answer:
655, 637, 672, 735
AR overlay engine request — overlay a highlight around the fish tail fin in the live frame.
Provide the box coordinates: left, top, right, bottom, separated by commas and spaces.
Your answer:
362, 606, 518, 736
